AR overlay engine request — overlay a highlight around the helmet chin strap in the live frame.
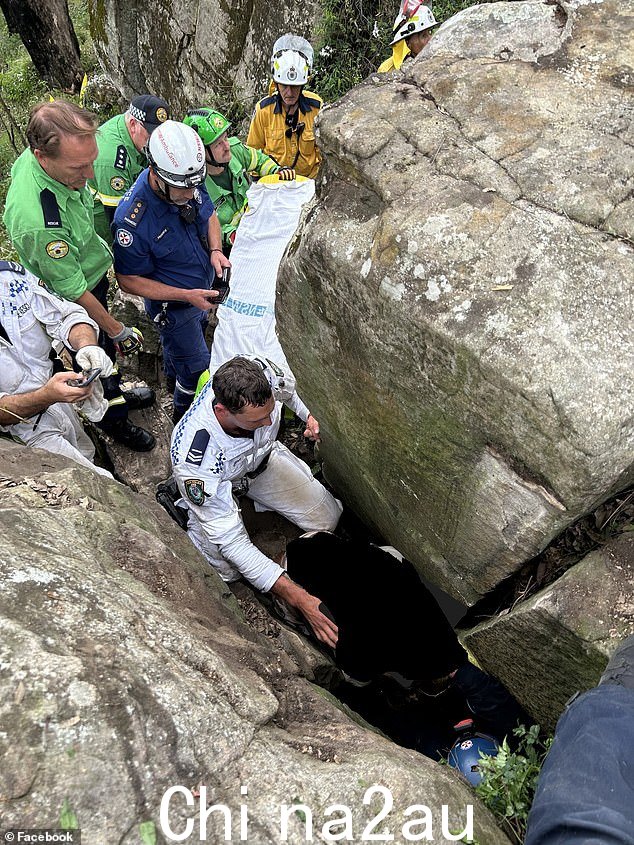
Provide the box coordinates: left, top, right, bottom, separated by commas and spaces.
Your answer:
206, 148, 228, 171
151, 170, 197, 223
152, 170, 176, 204
153, 170, 193, 207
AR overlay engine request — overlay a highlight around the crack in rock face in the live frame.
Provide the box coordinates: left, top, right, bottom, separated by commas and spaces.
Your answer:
278, 0, 634, 606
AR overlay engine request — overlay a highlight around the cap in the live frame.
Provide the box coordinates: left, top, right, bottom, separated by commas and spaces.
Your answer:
128, 94, 170, 132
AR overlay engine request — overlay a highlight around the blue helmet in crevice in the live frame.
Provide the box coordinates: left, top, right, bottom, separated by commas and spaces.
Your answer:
447, 719, 500, 786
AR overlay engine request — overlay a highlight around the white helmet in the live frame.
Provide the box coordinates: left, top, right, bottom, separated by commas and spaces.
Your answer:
390, 3, 437, 45
146, 120, 206, 187
272, 33, 314, 67
271, 49, 310, 85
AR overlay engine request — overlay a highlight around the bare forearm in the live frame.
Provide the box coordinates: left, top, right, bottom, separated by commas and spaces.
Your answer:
270, 571, 308, 605
117, 273, 196, 303
0, 388, 51, 425
76, 290, 122, 337
270, 572, 339, 647
207, 213, 223, 252
67, 322, 99, 352
0, 372, 92, 425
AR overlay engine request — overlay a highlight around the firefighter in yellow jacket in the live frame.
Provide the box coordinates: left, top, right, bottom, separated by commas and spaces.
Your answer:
247, 34, 323, 179
378, 0, 438, 73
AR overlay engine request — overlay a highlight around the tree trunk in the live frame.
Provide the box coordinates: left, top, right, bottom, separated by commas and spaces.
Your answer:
0, 0, 83, 92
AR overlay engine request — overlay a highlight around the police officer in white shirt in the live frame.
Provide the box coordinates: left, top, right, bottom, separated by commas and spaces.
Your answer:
171, 355, 343, 646
0, 260, 114, 477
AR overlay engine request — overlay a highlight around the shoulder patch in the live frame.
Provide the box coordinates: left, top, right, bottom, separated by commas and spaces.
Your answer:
123, 198, 147, 228
0, 260, 25, 274
303, 96, 322, 110
184, 478, 206, 506
116, 228, 134, 248
186, 429, 211, 465
259, 94, 277, 109
45, 240, 69, 259
114, 144, 128, 171
40, 188, 62, 228
110, 175, 127, 192
265, 358, 284, 377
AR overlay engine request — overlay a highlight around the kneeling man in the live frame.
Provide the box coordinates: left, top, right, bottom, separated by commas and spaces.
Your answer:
171, 355, 343, 645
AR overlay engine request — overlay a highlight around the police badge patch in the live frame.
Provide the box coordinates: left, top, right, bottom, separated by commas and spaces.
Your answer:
184, 478, 205, 506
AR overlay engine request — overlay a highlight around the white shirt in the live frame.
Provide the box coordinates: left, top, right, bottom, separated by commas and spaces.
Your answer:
0, 262, 98, 430
170, 359, 305, 591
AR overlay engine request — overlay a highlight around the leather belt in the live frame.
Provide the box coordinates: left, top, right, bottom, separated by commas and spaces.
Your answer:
246, 452, 271, 479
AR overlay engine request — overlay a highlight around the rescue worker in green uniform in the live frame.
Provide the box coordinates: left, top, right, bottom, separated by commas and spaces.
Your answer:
2, 100, 155, 451
183, 107, 295, 253
89, 94, 171, 243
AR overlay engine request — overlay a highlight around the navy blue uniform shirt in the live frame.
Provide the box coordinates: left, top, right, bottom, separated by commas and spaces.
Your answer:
112, 169, 215, 292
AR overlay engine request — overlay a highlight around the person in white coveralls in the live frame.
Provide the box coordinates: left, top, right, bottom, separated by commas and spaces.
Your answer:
0, 260, 114, 477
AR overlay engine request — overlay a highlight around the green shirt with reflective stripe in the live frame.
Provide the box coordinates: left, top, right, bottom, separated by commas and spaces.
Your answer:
3, 148, 112, 301
205, 137, 278, 247
88, 113, 147, 243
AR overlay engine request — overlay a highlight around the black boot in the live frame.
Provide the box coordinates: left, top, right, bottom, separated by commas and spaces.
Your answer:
102, 419, 156, 451
122, 386, 156, 410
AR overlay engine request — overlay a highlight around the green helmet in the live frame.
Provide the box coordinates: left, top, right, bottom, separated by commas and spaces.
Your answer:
184, 108, 231, 147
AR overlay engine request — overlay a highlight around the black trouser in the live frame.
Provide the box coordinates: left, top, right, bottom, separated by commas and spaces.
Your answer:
81, 275, 127, 425
285, 532, 528, 759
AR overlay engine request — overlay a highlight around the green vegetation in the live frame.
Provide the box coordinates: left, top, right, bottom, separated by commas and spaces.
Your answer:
59, 797, 79, 829
0, 17, 41, 257
139, 820, 158, 844
311, 0, 493, 103
474, 724, 553, 844
0, 0, 495, 255
0, 1, 101, 258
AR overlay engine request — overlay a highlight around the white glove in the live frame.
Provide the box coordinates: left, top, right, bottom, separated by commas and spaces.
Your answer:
74, 377, 108, 422
75, 345, 114, 378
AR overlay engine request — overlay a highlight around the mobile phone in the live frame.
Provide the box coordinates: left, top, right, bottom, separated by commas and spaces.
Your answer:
211, 266, 231, 305
67, 367, 102, 387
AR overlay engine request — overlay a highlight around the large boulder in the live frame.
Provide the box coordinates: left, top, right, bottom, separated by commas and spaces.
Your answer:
278, 0, 634, 605
88, 0, 322, 114
0, 441, 509, 844
461, 533, 634, 730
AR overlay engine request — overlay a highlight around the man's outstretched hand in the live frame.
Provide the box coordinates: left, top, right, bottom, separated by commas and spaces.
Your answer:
270, 572, 338, 648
